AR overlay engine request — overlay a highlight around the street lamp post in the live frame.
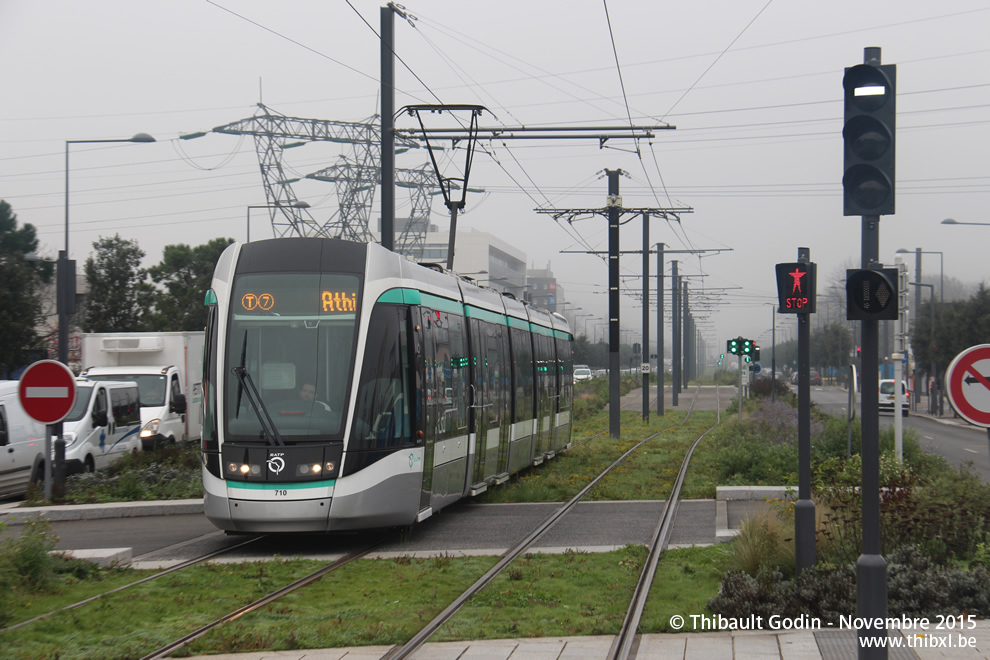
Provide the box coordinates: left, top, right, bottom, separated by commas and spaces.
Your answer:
246, 201, 311, 243
909, 282, 937, 415
62, 133, 156, 365
896, 248, 943, 306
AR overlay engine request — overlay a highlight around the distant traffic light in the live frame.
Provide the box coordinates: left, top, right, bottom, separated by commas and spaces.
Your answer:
846, 268, 899, 320
843, 63, 896, 216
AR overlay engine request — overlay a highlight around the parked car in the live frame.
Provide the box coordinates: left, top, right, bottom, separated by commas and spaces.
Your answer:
574, 367, 593, 382
61, 379, 142, 475
878, 379, 909, 416
809, 370, 822, 386
0, 381, 47, 499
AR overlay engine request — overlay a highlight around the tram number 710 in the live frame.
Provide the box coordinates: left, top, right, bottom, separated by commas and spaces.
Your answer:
274, 489, 288, 497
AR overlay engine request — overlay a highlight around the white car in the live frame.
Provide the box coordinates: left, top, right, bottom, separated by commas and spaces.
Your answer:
878, 379, 909, 416
574, 367, 593, 382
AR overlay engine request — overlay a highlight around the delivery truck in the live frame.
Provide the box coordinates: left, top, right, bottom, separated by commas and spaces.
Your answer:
79, 332, 204, 449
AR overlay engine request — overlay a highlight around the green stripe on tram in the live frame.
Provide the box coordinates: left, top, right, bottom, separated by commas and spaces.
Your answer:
376, 288, 566, 339
228, 480, 336, 491
465, 305, 506, 325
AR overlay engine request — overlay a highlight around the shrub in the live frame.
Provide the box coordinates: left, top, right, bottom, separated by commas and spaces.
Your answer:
706, 567, 789, 622
2, 516, 59, 593
31, 444, 204, 505
750, 377, 791, 399
709, 547, 990, 624
728, 509, 795, 577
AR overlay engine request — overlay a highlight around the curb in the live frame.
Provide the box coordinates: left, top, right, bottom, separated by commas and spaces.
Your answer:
714, 486, 788, 542
0, 499, 204, 526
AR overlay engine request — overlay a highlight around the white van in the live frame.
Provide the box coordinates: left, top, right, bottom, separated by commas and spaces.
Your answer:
62, 379, 142, 474
878, 379, 909, 417
81, 366, 189, 450
0, 381, 47, 499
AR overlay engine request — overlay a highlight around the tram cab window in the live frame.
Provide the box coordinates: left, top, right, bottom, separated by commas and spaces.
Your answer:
225, 272, 360, 442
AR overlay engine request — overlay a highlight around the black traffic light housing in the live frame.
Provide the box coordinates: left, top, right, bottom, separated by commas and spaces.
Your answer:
843, 63, 896, 216
846, 267, 899, 320
727, 338, 740, 355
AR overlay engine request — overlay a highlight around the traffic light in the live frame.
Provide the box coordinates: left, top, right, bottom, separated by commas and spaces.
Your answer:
774, 262, 817, 313
846, 268, 899, 320
727, 338, 740, 355
753, 346, 761, 362
742, 339, 753, 356
842, 62, 896, 216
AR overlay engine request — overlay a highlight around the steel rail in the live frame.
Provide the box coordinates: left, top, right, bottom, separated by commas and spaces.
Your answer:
1, 534, 264, 632
139, 533, 395, 660
610, 384, 722, 659
382, 384, 705, 660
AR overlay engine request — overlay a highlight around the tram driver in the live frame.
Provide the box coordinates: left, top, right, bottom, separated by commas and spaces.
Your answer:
300, 382, 332, 412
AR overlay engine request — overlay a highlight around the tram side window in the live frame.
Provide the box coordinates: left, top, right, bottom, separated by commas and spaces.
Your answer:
351, 305, 411, 451
429, 310, 468, 440
510, 327, 535, 422
485, 322, 505, 426
556, 337, 573, 412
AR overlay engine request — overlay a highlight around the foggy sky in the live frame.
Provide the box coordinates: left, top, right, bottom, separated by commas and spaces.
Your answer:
2, 0, 988, 355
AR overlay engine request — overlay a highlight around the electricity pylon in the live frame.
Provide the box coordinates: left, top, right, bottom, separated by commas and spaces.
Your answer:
213, 103, 429, 246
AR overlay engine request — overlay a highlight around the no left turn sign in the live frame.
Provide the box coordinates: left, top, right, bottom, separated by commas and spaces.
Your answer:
946, 344, 990, 428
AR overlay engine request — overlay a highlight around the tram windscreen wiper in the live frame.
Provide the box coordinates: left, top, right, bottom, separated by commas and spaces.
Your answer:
234, 330, 247, 418
231, 366, 286, 447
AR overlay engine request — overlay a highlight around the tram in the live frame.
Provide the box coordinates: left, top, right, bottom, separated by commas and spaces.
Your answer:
201, 238, 574, 533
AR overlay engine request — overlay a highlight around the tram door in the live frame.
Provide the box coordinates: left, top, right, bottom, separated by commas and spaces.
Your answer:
470, 320, 507, 488
420, 307, 470, 512
417, 308, 435, 514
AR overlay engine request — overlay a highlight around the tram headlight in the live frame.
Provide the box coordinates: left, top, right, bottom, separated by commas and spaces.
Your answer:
325, 461, 335, 473
297, 463, 323, 475
227, 462, 261, 476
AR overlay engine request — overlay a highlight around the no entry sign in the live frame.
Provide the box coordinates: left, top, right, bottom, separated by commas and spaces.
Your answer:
18, 360, 76, 425
946, 345, 990, 428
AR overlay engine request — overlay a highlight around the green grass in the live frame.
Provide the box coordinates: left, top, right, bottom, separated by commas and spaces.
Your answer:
0, 547, 730, 658
475, 410, 722, 503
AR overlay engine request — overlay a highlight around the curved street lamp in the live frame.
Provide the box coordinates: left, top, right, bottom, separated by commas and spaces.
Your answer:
61, 133, 156, 365
941, 218, 990, 226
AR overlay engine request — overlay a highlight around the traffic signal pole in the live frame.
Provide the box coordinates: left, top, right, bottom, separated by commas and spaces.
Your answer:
607, 170, 621, 439
845, 46, 891, 659
795, 249, 815, 575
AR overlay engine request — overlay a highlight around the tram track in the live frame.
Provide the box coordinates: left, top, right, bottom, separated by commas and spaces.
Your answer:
139, 531, 397, 660
0, 534, 265, 633
2, 384, 721, 659
382, 383, 719, 660
609, 383, 721, 660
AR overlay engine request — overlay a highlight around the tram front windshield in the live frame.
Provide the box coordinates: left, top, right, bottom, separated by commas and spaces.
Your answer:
224, 272, 361, 443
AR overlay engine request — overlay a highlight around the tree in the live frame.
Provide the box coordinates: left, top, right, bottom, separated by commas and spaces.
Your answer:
82, 234, 154, 333
0, 200, 52, 372
146, 238, 234, 332
911, 283, 990, 379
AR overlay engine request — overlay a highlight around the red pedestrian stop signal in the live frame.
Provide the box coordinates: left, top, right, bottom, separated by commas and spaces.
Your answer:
775, 262, 817, 314
18, 360, 77, 425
